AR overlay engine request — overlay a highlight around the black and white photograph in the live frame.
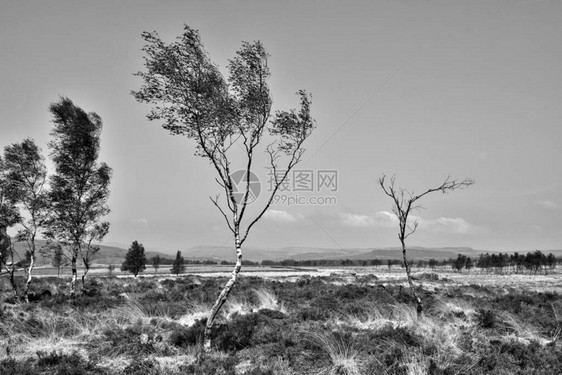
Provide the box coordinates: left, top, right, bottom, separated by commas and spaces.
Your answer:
1, 1, 562, 373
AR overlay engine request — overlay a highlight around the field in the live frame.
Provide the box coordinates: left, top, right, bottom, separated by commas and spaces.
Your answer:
1, 267, 562, 375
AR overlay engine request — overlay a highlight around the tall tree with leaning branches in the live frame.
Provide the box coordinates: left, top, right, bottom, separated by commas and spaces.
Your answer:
0, 156, 21, 295
3, 138, 49, 302
47, 97, 112, 296
132, 25, 315, 350
379, 175, 474, 315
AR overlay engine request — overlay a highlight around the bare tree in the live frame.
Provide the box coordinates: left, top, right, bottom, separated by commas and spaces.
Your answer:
132, 25, 315, 350
379, 175, 473, 315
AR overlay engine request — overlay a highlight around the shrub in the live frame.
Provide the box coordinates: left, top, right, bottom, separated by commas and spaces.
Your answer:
169, 318, 206, 348
99, 323, 157, 356
36, 351, 106, 375
0, 358, 38, 375
214, 313, 262, 352
476, 309, 498, 329
122, 357, 160, 375
183, 354, 238, 375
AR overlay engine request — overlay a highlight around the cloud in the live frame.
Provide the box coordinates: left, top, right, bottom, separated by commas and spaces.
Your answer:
340, 211, 397, 228
341, 213, 375, 227
131, 218, 149, 227
339, 211, 475, 234
264, 210, 302, 223
433, 217, 474, 234
536, 200, 559, 210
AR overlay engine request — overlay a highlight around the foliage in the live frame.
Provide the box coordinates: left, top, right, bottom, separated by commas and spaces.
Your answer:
46, 97, 111, 294
476, 250, 557, 274
132, 24, 316, 348
50, 242, 66, 276
149, 255, 161, 273
2, 139, 50, 255
0, 156, 21, 229
121, 240, 147, 277
171, 250, 185, 275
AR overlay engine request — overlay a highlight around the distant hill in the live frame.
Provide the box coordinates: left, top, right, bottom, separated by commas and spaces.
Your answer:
178, 245, 562, 262
345, 247, 483, 261
179, 245, 486, 262
11, 240, 560, 265
10, 240, 173, 266
181, 245, 273, 262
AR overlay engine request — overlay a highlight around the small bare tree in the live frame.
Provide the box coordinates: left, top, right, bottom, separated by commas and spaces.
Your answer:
379, 175, 473, 315
132, 25, 315, 350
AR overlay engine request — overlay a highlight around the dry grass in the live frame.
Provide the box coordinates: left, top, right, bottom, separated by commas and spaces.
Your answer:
305, 330, 364, 375
225, 287, 285, 318
334, 302, 465, 371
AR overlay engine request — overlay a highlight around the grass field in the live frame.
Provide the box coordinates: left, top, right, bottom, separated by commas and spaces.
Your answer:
1, 267, 562, 374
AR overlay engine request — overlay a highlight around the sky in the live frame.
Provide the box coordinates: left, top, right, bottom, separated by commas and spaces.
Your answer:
1, 0, 561, 255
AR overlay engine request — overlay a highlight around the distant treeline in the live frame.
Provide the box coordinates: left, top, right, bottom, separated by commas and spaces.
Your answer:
135, 250, 562, 275
259, 250, 561, 274
473, 250, 559, 274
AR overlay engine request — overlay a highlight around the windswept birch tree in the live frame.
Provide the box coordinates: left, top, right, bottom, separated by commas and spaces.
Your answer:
132, 25, 315, 350
0, 156, 21, 295
379, 175, 473, 315
47, 97, 112, 296
3, 139, 49, 302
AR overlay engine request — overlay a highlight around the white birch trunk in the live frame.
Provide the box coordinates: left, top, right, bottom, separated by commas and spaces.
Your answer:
24, 254, 34, 303
204, 230, 242, 350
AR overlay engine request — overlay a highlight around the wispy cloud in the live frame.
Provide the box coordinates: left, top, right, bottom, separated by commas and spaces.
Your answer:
131, 218, 148, 227
340, 211, 476, 234
536, 200, 559, 210
341, 213, 375, 227
340, 211, 397, 228
431, 217, 475, 234
264, 210, 302, 223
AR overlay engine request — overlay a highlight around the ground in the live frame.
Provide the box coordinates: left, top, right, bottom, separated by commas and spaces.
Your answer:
1, 266, 561, 374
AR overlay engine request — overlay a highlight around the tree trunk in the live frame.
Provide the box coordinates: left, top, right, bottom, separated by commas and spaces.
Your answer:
9, 267, 17, 298
24, 254, 35, 303
400, 239, 423, 316
1, 227, 17, 297
70, 249, 78, 296
24, 237, 37, 303
0, 226, 9, 278
204, 230, 242, 351
81, 263, 89, 288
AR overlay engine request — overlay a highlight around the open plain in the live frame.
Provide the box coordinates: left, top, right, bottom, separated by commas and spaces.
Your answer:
2, 266, 562, 374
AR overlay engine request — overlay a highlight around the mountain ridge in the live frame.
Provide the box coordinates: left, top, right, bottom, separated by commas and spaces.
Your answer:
9, 240, 562, 264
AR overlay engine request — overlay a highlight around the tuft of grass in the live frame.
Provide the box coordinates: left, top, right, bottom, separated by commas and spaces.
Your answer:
402, 348, 429, 375
305, 331, 364, 375
253, 288, 286, 313
224, 288, 285, 318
